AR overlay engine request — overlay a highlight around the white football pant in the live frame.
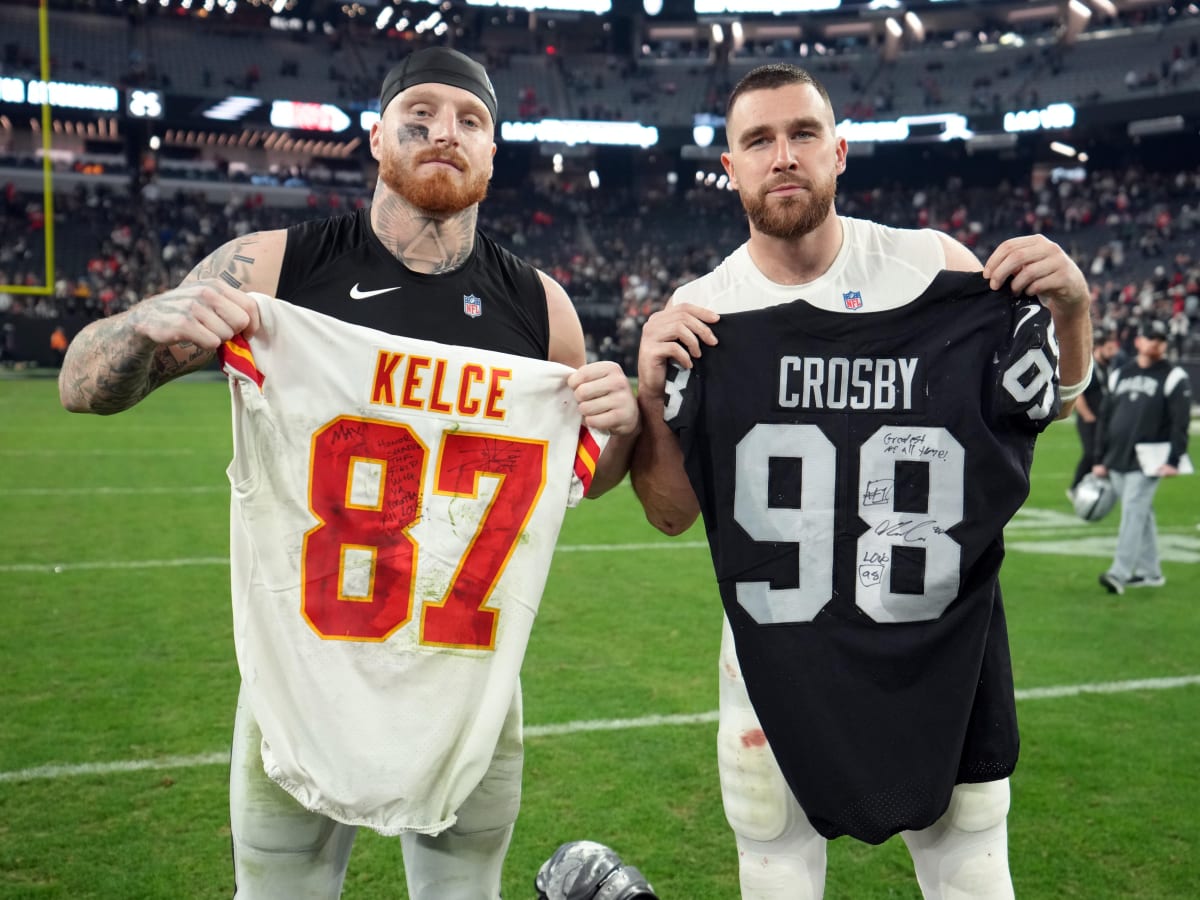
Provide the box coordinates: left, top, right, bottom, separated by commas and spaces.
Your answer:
717, 618, 1013, 900
229, 683, 523, 900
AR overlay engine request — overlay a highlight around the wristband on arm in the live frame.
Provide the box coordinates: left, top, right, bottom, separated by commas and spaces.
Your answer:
1059, 358, 1094, 403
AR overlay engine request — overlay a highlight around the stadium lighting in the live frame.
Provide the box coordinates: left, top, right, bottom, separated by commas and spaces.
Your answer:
695, 0, 841, 13
463, 0, 612, 13
838, 112, 972, 144
1003, 102, 1076, 133
415, 11, 442, 33
904, 12, 925, 42
731, 22, 744, 51
643, 0, 664, 14
270, 101, 351, 132
203, 96, 263, 121
501, 119, 659, 148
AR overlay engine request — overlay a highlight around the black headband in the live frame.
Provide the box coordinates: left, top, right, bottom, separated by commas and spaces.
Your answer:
380, 47, 498, 126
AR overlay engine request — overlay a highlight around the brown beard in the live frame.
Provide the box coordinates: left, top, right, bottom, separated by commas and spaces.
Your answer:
740, 171, 837, 240
378, 149, 489, 216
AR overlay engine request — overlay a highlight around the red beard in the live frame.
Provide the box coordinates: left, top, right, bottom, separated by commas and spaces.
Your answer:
378, 149, 489, 215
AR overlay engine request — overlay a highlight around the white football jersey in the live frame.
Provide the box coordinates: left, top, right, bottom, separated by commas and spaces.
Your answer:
672, 216, 945, 314
219, 295, 603, 835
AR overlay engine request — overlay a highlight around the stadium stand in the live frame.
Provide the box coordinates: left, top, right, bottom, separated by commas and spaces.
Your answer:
0, 0, 1198, 377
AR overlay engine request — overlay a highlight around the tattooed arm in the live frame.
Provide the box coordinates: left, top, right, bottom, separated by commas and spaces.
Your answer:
59, 231, 287, 414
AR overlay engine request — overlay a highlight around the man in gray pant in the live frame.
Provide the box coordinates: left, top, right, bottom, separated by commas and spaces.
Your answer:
1094, 319, 1192, 594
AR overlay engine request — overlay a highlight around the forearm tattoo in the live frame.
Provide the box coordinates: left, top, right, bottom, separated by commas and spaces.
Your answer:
62, 235, 263, 413
59, 319, 160, 414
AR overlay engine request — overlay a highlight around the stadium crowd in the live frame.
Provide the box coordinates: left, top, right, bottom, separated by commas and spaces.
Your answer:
2, 161, 1198, 370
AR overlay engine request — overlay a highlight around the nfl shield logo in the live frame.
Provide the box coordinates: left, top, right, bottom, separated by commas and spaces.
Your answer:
463, 294, 482, 318
842, 290, 864, 310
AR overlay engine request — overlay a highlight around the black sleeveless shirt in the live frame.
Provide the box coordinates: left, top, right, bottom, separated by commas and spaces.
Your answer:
275, 208, 550, 360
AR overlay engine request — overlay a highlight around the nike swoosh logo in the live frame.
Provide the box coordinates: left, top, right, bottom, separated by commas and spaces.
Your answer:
1014, 303, 1040, 335
349, 283, 402, 300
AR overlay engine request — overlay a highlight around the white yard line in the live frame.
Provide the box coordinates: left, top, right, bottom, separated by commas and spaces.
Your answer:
0, 486, 224, 497
2, 675, 1197, 784
0, 557, 231, 573
0, 543, 710, 573
0, 448, 195, 455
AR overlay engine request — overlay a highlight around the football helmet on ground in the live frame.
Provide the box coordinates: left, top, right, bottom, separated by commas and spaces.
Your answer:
535, 841, 658, 900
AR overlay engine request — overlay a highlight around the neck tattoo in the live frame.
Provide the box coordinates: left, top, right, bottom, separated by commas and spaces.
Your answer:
371, 187, 477, 275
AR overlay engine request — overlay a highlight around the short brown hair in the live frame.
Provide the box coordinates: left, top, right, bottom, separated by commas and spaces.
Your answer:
725, 64, 834, 122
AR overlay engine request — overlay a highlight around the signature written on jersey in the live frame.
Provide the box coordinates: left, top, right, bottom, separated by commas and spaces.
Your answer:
776, 356, 920, 412
369, 350, 512, 421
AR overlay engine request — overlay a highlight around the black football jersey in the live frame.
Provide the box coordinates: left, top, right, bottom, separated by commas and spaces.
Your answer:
276, 209, 550, 360
665, 270, 1060, 844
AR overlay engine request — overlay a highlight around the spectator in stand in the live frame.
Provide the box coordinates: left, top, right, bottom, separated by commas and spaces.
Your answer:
49, 325, 68, 366
1167, 307, 1189, 361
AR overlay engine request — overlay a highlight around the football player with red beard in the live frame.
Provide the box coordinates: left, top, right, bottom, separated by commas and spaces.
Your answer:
59, 47, 639, 900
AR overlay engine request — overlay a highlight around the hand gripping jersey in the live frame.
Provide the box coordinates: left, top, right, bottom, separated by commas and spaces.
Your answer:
665, 271, 1060, 844
218, 295, 603, 835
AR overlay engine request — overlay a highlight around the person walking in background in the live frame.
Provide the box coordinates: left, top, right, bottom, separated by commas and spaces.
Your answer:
57, 47, 639, 900
630, 63, 1092, 900
1069, 328, 1121, 498
1095, 319, 1192, 594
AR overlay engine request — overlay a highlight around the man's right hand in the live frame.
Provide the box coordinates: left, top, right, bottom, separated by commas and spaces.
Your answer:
636, 303, 720, 400
127, 280, 262, 350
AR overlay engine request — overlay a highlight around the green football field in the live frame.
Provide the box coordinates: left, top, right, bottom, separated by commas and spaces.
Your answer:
1, 374, 1198, 899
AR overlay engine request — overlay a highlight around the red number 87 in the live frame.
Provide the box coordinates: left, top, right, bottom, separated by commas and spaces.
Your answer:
301, 416, 547, 649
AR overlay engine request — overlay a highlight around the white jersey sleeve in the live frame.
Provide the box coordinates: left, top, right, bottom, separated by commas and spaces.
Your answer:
218, 294, 604, 835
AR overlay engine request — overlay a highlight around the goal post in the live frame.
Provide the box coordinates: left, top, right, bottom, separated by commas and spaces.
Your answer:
2, 0, 56, 298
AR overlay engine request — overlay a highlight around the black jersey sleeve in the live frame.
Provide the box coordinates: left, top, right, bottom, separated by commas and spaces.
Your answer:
991, 299, 1061, 432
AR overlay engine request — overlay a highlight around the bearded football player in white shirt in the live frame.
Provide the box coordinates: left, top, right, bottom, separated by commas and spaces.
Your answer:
632, 63, 1093, 900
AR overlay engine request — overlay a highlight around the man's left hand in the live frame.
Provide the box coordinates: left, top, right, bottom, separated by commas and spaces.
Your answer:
568, 361, 639, 435
981, 235, 1090, 312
